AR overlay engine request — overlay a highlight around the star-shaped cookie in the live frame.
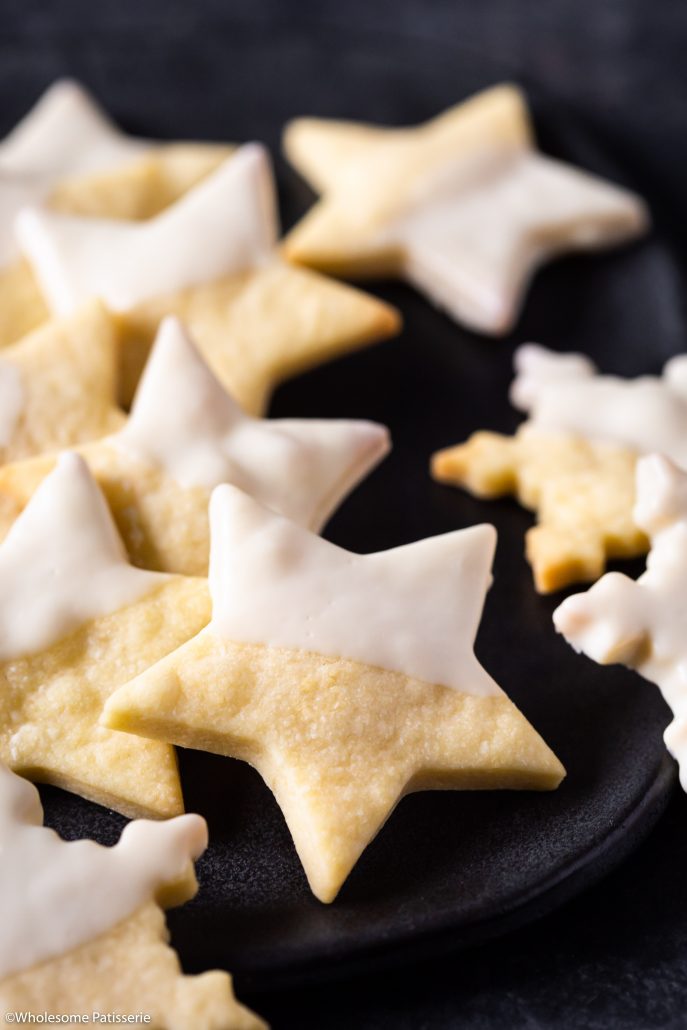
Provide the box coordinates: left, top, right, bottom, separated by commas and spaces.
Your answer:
0, 79, 232, 349
0, 763, 264, 1028
103, 485, 565, 903
554, 454, 687, 793
0, 316, 390, 574
283, 84, 648, 335
0, 451, 211, 818
0, 299, 124, 464
430, 343, 687, 592
16, 141, 401, 409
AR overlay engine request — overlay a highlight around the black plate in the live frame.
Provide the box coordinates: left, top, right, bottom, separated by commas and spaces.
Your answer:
22, 19, 681, 993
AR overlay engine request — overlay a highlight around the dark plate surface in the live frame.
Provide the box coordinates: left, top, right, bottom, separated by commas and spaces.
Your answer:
15, 17, 681, 993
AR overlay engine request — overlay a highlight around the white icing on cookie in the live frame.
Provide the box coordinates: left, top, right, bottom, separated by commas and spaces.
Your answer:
0, 81, 148, 266
554, 454, 687, 790
510, 343, 687, 467
0, 761, 206, 979
386, 150, 647, 334
114, 317, 390, 530
0, 80, 148, 179
208, 484, 501, 696
0, 452, 165, 661
0, 360, 24, 446
15, 143, 278, 314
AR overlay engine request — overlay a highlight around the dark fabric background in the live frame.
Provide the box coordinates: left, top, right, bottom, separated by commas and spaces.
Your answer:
2, 2, 687, 1027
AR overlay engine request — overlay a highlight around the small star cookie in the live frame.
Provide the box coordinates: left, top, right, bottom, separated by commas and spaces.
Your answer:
0, 299, 124, 464
0, 763, 265, 1028
0, 316, 390, 574
283, 84, 648, 335
103, 485, 565, 903
0, 79, 232, 349
554, 454, 687, 793
16, 141, 401, 410
0, 451, 211, 818
430, 343, 687, 592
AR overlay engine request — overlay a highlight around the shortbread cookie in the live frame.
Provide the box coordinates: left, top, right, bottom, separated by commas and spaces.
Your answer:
0, 452, 211, 818
0, 763, 264, 1029
0, 80, 231, 349
0, 300, 124, 464
433, 427, 644, 593
103, 485, 565, 903
430, 343, 687, 591
0, 317, 390, 574
554, 454, 687, 793
16, 142, 401, 409
283, 84, 648, 335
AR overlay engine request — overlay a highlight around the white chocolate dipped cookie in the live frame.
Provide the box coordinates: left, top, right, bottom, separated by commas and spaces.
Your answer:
554, 454, 687, 793
0, 80, 232, 349
0, 451, 211, 818
0, 317, 390, 574
16, 142, 401, 409
430, 343, 687, 591
103, 485, 565, 903
283, 84, 648, 335
0, 762, 265, 1028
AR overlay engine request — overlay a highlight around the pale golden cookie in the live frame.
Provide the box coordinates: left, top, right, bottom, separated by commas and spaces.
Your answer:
0, 453, 211, 818
0, 903, 266, 1030
0, 317, 390, 574
0, 80, 234, 349
16, 143, 401, 409
432, 427, 645, 593
103, 485, 564, 903
432, 342, 687, 591
283, 85, 647, 334
0, 764, 265, 1029
0, 148, 234, 351
0, 300, 124, 464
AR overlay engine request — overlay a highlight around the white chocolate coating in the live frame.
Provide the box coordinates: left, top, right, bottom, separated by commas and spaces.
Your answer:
388, 150, 647, 334
554, 454, 687, 790
15, 143, 278, 314
115, 317, 390, 530
0, 761, 207, 979
209, 484, 502, 696
511, 343, 687, 467
0, 452, 164, 661
0, 360, 24, 446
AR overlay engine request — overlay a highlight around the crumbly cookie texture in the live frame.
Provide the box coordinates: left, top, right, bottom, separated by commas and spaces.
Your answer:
0, 902, 266, 1030
432, 427, 645, 593
283, 84, 647, 335
0, 300, 124, 464
0, 317, 390, 575
0, 764, 265, 1029
554, 454, 687, 794
0, 453, 211, 818
17, 143, 400, 409
103, 485, 564, 903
